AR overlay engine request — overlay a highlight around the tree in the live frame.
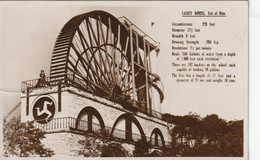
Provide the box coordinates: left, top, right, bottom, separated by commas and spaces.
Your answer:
101, 143, 129, 157
163, 113, 202, 156
133, 139, 151, 157
3, 117, 54, 157
219, 120, 243, 157
78, 129, 129, 157
162, 113, 243, 157
201, 114, 228, 144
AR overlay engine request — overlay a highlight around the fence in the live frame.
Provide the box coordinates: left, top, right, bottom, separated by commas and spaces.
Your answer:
21, 74, 90, 93
32, 117, 170, 147
21, 77, 51, 92
33, 117, 76, 131
21, 73, 163, 119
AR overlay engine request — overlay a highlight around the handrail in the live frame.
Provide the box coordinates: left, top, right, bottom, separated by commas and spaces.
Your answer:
32, 116, 171, 147
3, 102, 21, 122
21, 77, 51, 92
21, 73, 163, 119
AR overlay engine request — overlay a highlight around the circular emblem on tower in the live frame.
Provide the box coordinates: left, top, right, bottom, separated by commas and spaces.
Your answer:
32, 97, 55, 124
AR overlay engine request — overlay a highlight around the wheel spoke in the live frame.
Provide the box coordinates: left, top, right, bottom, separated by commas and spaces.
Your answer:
107, 17, 117, 84
84, 20, 101, 78
91, 48, 114, 87
68, 67, 110, 95
98, 16, 114, 85
70, 44, 99, 85
50, 12, 144, 102
87, 18, 114, 87
87, 18, 103, 75
77, 27, 111, 87
115, 24, 121, 84
96, 19, 113, 86
71, 43, 110, 90
67, 60, 96, 90
69, 55, 85, 77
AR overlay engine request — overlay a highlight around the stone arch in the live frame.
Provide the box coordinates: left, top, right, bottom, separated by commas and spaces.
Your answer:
111, 113, 146, 141
75, 106, 105, 132
150, 128, 165, 147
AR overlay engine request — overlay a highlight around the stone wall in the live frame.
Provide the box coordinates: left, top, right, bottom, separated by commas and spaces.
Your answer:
60, 87, 171, 142
42, 132, 86, 157
41, 131, 137, 157
21, 85, 171, 156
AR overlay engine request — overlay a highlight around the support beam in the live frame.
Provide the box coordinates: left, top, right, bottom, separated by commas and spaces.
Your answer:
26, 87, 29, 115
147, 45, 152, 114
143, 37, 150, 114
135, 32, 140, 64
155, 133, 159, 146
58, 81, 61, 112
125, 119, 132, 141
88, 113, 93, 132
130, 26, 136, 106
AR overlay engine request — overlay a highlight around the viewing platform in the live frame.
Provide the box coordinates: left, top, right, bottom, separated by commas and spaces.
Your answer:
21, 74, 163, 120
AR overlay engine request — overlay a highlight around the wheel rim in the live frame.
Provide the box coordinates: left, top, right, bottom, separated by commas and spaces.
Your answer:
50, 11, 133, 98
50, 10, 164, 114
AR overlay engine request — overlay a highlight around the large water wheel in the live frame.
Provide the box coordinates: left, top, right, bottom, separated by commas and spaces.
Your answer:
49, 10, 164, 114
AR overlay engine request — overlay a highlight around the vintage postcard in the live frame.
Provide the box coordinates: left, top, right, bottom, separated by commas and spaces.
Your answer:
0, 1, 248, 159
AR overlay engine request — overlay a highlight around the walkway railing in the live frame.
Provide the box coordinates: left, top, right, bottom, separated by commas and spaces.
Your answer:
32, 117, 170, 147
21, 74, 90, 93
21, 77, 51, 92
33, 117, 76, 131
21, 74, 163, 119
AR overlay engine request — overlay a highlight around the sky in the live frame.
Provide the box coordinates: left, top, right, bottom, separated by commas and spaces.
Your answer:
0, 1, 248, 121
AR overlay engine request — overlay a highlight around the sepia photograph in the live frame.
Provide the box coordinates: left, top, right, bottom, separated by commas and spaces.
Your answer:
0, 1, 248, 159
